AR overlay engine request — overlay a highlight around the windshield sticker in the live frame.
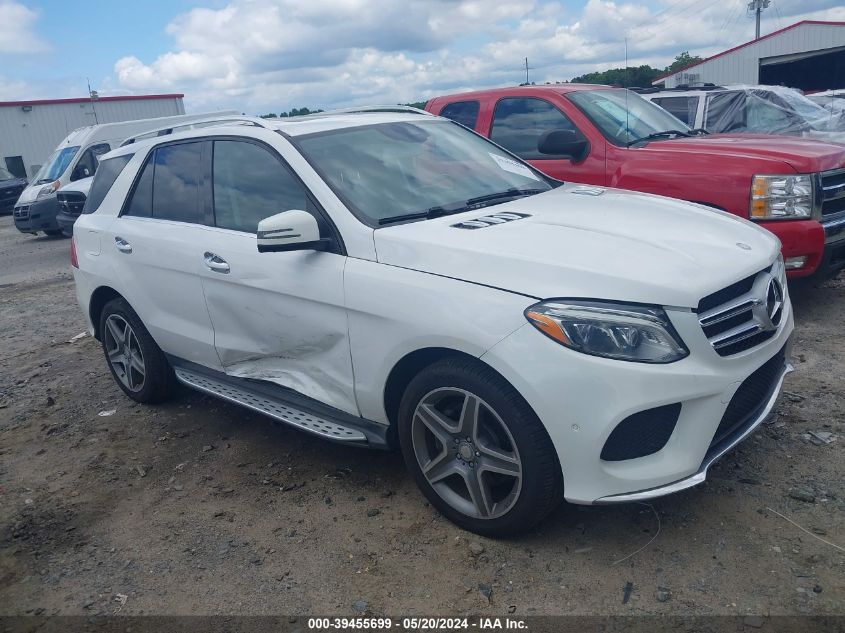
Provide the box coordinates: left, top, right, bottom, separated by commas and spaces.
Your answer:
488, 153, 540, 181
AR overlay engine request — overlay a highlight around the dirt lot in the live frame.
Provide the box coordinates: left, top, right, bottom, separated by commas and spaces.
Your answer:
0, 215, 843, 618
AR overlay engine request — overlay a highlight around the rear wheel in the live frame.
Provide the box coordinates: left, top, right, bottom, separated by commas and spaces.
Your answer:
398, 357, 563, 536
99, 298, 175, 403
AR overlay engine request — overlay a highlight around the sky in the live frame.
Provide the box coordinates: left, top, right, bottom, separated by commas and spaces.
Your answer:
1, 0, 843, 114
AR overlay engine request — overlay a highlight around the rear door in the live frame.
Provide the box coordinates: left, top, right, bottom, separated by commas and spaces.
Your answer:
197, 137, 357, 415
108, 140, 222, 370
486, 96, 606, 185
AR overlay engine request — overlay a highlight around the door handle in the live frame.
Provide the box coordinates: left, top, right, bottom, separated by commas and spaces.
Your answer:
114, 237, 132, 253
204, 252, 230, 274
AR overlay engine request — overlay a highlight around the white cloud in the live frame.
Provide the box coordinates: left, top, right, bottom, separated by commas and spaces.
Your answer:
109, 0, 845, 112
0, 1, 48, 54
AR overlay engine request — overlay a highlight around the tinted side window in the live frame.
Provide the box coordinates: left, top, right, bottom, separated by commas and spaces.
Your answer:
152, 142, 203, 223
124, 155, 154, 217
212, 140, 307, 233
490, 98, 580, 159
651, 96, 697, 125
83, 154, 132, 214
439, 101, 480, 129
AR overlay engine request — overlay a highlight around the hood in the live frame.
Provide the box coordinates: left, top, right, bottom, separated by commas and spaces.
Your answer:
638, 133, 845, 173
0, 176, 27, 191
59, 177, 93, 195
17, 182, 50, 205
374, 185, 780, 308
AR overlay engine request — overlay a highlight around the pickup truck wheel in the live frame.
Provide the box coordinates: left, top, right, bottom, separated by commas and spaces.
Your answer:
398, 358, 563, 537
99, 298, 175, 404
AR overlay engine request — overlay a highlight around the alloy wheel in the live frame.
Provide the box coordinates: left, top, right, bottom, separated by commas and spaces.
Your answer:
411, 387, 523, 520
104, 314, 146, 392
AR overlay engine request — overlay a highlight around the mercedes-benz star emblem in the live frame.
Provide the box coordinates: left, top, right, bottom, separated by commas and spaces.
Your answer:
766, 278, 783, 328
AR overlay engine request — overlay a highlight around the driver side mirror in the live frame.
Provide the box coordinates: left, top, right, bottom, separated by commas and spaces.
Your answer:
257, 209, 332, 253
537, 129, 590, 162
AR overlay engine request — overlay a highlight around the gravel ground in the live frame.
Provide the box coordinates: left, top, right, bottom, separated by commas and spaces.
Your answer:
0, 215, 843, 617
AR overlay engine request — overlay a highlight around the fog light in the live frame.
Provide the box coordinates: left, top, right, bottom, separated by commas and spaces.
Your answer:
784, 255, 808, 270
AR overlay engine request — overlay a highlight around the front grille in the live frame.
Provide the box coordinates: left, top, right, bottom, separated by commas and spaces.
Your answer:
820, 168, 845, 217
57, 191, 87, 216
696, 261, 784, 357
13, 205, 30, 219
709, 344, 786, 450
600, 403, 681, 461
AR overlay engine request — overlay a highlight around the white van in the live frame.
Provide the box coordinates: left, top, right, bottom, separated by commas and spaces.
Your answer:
13, 111, 238, 236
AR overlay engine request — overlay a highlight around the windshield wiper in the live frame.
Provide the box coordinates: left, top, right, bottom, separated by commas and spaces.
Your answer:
465, 188, 545, 207
378, 206, 462, 225
627, 130, 692, 147
378, 188, 545, 226
689, 128, 710, 136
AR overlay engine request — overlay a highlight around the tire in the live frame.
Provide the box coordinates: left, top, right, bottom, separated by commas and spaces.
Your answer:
398, 357, 563, 537
99, 297, 176, 403
43, 229, 65, 237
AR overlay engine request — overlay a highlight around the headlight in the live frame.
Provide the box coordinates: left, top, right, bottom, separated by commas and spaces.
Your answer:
524, 300, 689, 363
751, 174, 814, 220
36, 180, 60, 199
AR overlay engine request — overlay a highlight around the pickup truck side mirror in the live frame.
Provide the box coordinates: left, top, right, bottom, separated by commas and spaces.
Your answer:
537, 129, 590, 162
257, 209, 332, 253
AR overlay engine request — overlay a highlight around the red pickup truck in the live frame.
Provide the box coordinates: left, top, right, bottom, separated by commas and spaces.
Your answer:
426, 85, 845, 278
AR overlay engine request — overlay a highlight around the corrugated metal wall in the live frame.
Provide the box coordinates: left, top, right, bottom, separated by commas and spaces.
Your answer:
0, 96, 184, 178
659, 23, 845, 88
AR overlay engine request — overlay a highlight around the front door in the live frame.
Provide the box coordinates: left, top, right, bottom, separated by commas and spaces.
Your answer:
198, 138, 358, 416
486, 96, 606, 186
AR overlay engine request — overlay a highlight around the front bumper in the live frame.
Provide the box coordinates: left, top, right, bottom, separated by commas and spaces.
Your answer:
757, 219, 824, 278
480, 294, 794, 504
13, 196, 60, 234
56, 210, 79, 236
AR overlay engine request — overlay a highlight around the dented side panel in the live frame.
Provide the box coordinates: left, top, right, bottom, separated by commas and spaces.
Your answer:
196, 225, 358, 416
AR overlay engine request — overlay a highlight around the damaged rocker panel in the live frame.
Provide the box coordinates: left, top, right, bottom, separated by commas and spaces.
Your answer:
168, 357, 390, 449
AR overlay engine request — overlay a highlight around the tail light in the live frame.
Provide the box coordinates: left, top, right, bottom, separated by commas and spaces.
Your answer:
70, 237, 79, 268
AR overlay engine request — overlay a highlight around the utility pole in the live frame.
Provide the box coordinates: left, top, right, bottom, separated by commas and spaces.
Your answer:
87, 77, 99, 124
748, 0, 770, 39
524, 57, 530, 85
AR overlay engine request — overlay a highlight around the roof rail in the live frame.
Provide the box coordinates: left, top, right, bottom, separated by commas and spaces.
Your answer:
669, 83, 725, 91
120, 116, 265, 147
283, 105, 433, 121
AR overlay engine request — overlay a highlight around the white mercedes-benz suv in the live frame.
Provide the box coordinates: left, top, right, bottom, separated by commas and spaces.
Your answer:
71, 109, 793, 536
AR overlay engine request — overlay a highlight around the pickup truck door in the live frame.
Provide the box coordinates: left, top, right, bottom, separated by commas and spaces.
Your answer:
197, 138, 358, 416
482, 95, 607, 186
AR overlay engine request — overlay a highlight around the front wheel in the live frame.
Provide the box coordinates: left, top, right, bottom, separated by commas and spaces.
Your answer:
398, 357, 563, 537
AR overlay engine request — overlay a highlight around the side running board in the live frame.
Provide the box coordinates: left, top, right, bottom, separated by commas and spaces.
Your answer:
173, 366, 388, 448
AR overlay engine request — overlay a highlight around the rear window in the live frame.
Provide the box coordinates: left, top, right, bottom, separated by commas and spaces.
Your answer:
82, 154, 132, 214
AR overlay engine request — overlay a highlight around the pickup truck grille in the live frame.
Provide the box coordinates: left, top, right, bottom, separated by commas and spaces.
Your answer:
696, 261, 784, 357
1, 185, 23, 207
57, 191, 87, 216
820, 168, 845, 217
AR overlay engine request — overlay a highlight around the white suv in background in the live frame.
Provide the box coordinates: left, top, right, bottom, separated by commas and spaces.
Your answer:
71, 110, 794, 536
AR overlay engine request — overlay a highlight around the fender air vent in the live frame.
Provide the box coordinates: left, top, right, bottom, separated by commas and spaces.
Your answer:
452, 212, 530, 230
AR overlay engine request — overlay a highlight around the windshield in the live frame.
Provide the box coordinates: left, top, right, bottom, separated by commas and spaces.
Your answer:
295, 120, 552, 224
567, 89, 691, 146
31, 146, 80, 184
0, 167, 15, 181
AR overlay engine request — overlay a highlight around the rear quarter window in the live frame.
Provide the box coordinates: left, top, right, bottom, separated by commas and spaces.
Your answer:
439, 100, 480, 130
82, 154, 133, 214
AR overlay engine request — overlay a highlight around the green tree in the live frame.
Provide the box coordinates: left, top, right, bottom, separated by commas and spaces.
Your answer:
665, 51, 703, 74
571, 64, 662, 88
